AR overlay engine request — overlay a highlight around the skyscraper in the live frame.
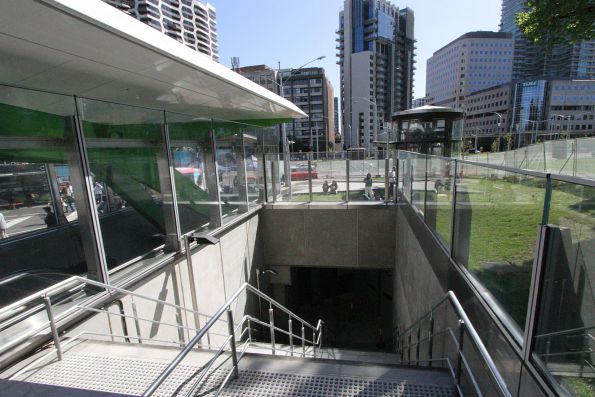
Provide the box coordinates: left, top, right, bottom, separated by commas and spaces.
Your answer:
500, 0, 594, 80
337, 0, 415, 150
104, 0, 219, 62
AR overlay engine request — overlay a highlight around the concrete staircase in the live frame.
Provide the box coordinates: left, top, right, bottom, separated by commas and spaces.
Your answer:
8, 339, 456, 396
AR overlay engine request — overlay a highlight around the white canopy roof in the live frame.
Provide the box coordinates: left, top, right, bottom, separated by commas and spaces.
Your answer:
0, 0, 307, 121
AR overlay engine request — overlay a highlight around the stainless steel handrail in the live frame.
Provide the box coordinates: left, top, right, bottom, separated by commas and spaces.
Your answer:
396, 290, 512, 397
143, 282, 323, 396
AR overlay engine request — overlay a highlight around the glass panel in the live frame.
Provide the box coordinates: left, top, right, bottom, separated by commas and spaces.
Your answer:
411, 154, 427, 213
426, 156, 455, 249
167, 113, 220, 234
78, 98, 167, 269
453, 163, 545, 331
545, 140, 575, 176
526, 143, 546, 172
307, 152, 345, 202
0, 85, 86, 306
243, 128, 265, 209
533, 181, 595, 394
576, 138, 595, 180
288, 153, 313, 202
349, 156, 384, 201
212, 119, 247, 224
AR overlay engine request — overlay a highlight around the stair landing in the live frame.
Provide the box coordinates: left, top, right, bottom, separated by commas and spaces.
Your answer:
11, 340, 455, 396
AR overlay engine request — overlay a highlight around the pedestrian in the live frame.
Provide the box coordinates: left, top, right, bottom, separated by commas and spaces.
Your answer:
363, 173, 373, 199
322, 180, 329, 194
330, 180, 338, 195
389, 166, 396, 199
43, 206, 57, 228
0, 211, 8, 239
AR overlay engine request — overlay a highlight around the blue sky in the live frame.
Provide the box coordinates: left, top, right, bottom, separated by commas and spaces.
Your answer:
209, 0, 501, 99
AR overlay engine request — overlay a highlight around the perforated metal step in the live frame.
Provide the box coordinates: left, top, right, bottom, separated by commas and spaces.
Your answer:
18, 341, 455, 397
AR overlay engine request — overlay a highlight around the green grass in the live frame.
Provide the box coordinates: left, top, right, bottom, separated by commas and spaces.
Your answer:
563, 377, 595, 397
449, 175, 595, 328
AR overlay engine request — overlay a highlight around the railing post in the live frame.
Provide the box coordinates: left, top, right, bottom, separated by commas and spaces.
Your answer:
226, 307, 239, 379
302, 323, 306, 357
269, 307, 275, 355
308, 154, 313, 202
43, 295, 62, 360
247, 318, 252, 342
288, 319, 293, 356
346, 159, 350, 202
407, 333, 412, 364
313, 328, 317, 358
131, 299, 142, 344
384, 158, 390, 201
455, 319, 465, 385
428, 312, 435, 368
416, 326, 421, 365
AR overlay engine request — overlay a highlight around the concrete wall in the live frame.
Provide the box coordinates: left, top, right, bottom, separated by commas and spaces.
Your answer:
262, 205, 396, 269
67, 212, 263, 349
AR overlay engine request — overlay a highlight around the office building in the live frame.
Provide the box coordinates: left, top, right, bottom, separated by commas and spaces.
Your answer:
464, 83, 512, 138
426, 31, 513, 109
235, 64, 279, 95
463, 79, 595, 145
337, 0, 415, 150
104, 0, 219, 61
500, 0, 595, 80
412, 97, 426, 108
280, 67, 335, 152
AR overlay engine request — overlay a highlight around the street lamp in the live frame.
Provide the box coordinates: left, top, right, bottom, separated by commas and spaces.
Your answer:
492, 112, 503, 152
277, 56, 326, 198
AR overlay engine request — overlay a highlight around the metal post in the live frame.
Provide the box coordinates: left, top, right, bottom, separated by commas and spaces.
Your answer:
288, 319, 293, 356
455, 320, 465, 385
269, 307, 275, 355
384, 158, 389, 202
43, 295, 62, 360
428, 312, 435, 368
308, 154, 313, 202
302, 324, 306, 356
247, 318, 252, 342
408, 333, 412, 363
227, 307, 239, 379
346, 159, 350, 202
184, 236, 202, 338
271, 160, 278, 202
131, 299, 142, 344
449, 160, 459, 257
312, 327, 318, 358
416, 326, 421, 365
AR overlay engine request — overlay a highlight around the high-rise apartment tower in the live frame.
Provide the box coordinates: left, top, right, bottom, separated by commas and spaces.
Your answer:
104, 0, 219, 61
337, 0, 415, 150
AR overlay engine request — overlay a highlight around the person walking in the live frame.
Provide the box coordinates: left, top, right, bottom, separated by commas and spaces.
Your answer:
389, 166, 396, 200
0, 211, 8, 239
364, 173, 373, 200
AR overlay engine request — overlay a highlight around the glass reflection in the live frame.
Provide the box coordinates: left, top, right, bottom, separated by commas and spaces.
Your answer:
0, 86, 86, 306
168, 114, 220, 234
78, 98, 167, 269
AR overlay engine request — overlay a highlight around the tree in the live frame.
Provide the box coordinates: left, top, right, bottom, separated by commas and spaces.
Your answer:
516, 0, 595, 50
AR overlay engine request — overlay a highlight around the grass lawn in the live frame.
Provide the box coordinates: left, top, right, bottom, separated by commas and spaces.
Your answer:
448, 174, 595, 329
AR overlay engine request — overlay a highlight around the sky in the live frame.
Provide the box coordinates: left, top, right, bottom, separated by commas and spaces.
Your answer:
209, 0, 502, 99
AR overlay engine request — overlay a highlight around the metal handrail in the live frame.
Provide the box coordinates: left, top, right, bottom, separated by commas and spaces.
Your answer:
143, 282, 323, 396
534, 325, 595, 339
396, 290, 512, 397
0, 275, 218, 358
